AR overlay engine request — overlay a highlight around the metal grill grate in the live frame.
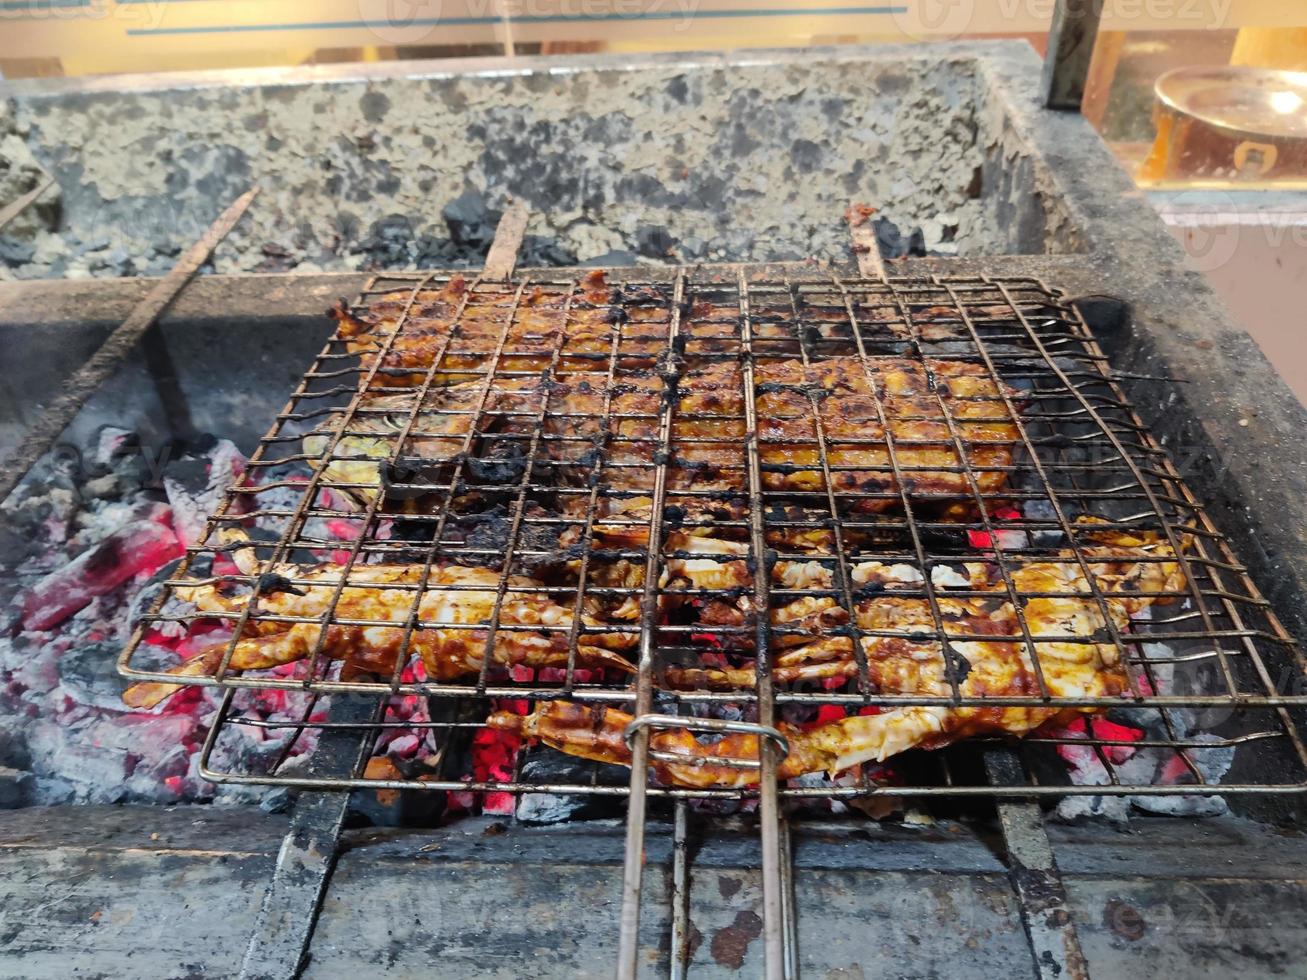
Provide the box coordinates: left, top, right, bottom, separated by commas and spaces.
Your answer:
119, 267, 1307, 802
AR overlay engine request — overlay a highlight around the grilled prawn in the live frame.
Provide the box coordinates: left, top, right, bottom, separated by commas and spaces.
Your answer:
488, 525, 1187, 788
123, 531, 636, 709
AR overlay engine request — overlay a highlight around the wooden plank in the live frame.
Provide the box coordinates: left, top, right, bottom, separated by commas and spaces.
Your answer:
845, 201, 886, 279
482, 199, 530, 281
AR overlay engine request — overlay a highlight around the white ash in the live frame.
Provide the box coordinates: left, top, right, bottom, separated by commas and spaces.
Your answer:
0, 431, 326, 806
1053, 610, 1234, 824
163, 438, 245, 548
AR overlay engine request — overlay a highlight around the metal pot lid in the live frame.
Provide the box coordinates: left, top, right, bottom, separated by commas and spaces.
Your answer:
1155, 66, 1307, 140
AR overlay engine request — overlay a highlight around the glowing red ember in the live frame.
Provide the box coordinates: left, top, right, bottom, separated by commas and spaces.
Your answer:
967, 506, 1023, 549
1053, 715, 1145, 766
21, 518, 183, 631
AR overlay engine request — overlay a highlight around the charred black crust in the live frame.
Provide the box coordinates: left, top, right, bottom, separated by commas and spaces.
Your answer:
257, 573, 306, 597
947, 644, 973, 682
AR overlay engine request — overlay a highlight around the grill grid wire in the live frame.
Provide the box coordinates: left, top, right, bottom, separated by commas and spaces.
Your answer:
117, 268, 1307, 797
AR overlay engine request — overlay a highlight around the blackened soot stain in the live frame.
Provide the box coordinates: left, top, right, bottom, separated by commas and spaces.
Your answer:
703, 489, 742, 503
81, 536, 127, 580
710, 911, 764, 970
257, 573, 306, 597
948, 645, 973, 682
467, 440, 529, 485
854, 581, 886, 601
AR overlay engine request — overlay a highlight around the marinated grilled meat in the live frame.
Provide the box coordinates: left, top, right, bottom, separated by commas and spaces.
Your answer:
134, 273, 1179, 799
313, 356, 1018, 518
123, 530, 636, 709
326, 269, 1017, 515
488, 524, 1185, 788
332, 272, 666, 386
307, 379, 541, 510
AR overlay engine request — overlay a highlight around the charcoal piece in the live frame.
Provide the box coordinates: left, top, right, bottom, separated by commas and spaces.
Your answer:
519, 235, 578, 267
21, 518, 183, 631
466, 439, 528, 486
0, 237, 35, 264
124, 556, 187, 630
258, 787, 295, 815
872, 216, 927, 259
636, 225, 677, 259
378, 457, 447, 499
442, 190, 502, 249
161, 439, 245, 548
515, 745, 626, 825
0, 767, 34, 810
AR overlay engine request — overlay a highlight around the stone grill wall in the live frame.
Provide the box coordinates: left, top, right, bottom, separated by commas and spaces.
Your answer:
0, 51, 1015, 279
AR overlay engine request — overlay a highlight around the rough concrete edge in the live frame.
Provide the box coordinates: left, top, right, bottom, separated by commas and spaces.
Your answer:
0, 41, 994, 101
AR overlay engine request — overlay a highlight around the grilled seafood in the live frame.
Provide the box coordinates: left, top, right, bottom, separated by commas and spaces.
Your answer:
314, 355, 1018, 516
122, 531, 636, 709
325, 270, 1020, 514
665, 520, 1184, 688
332, 272, 657, 386
524, 356, 1017, 511
489, 524, 1186, 788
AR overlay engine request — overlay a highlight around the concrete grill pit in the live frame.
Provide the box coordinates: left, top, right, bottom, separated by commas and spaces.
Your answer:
2, 41, 1307, 978
0, 44, 1079, 280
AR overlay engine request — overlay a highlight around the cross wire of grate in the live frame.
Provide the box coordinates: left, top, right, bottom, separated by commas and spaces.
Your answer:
118, 268, 1307, 799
